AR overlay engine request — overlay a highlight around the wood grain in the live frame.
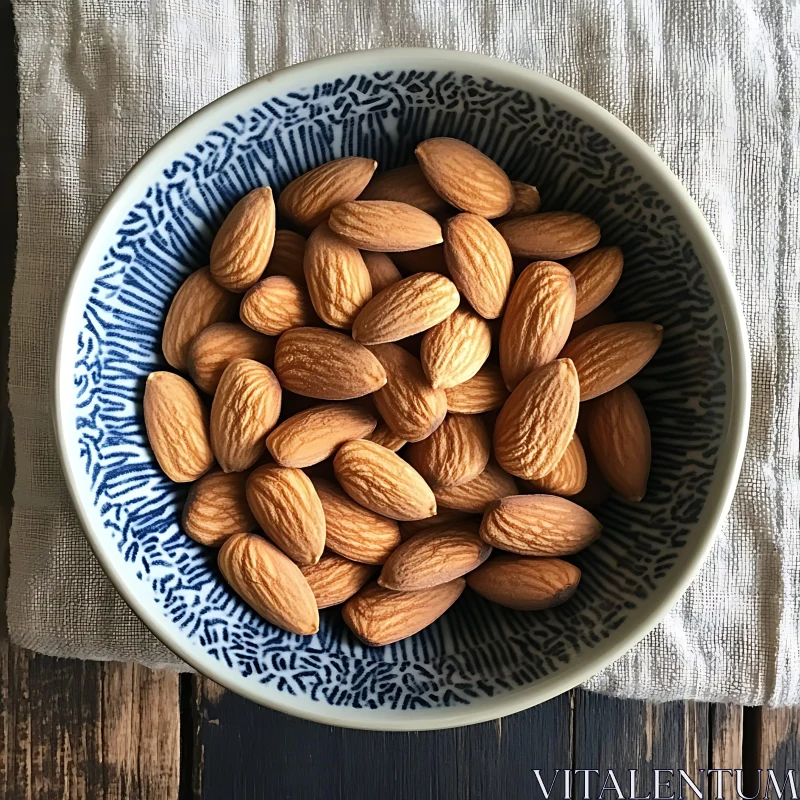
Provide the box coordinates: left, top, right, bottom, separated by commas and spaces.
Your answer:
757, 707, 800, 780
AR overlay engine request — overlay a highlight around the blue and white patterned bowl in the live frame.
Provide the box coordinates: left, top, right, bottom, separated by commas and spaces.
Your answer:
54, 49, 749, 730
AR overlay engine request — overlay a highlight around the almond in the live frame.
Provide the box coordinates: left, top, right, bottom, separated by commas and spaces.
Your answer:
277, 157, 377, 230
415, 138, 513, 218
566, 246, 623, 320
569, 458, 613, 509
406, 414, 490, 488
265, 229, 307, 283
399, 509, 474, 540
501, 182, 542, 220
560, 322, 663, 401
392, 244, 448, 275
444, 364, 509, 414
266, 403, 377, 468
210, 359, 282, 472
218, 533, 319, 634
433, 460, 518, 513
144, 371, 214, 482
368, 343, 447, 442
210, 187, 276, 291
443, 213, 513, 319
379, 522, 491, 590
496, 211, 601, 260
352, 273, 460, 345
524, 433, 587, 496
274, 327, 387, 400
312, 478, 402, 564
162, 267, 239, 371
187, 322, 276, 395
328, 200, 443, 252
240, 275, 315, 335
183, 470, 256, 546
420, 307, 492, 389
245, 465, 326, 565
587, 383, 651, 501
359, 164, 450, 215
494, 359, 580, 480
366, 421, 407, 452
300, 552, 377, 609
466, 555, 580, 610
500, 261, 576, 390
362, 252, 402, 293
333, 439, 436, 521
568, 304, 616, 342
342, 579, 465, 646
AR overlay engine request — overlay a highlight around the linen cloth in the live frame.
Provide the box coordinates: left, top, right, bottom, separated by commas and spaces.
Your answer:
8, 0, 800, 703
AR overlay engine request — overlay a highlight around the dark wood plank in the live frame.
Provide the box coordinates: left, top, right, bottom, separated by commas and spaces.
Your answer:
757, 707, 800, 791
711, 704, 742, 769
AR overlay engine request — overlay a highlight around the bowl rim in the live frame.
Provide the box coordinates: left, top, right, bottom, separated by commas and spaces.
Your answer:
52, 46, 751, 731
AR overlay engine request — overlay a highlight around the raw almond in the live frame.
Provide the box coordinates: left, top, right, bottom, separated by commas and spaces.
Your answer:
415, 138, 513, 218
277, 157, 377, 230
399, 508, 474, 540
218, 533, 319, 634
303, 222, 372, 328
162, 267, 239, 371
497, 211, 601, 260
240, 275, 315, 335
392, 244, 448, 275
566, 246, 624, 320
187, 322, 276, 395
366, 421, 407, 452
501, 182, 542, 220
300, 552, 377, 609
443, 213, 514, 319
359, 163, 450, 215
342, 579, 465, 646
560, 322, 663, 401
210, 187, 276, 291
274, 327, 387, 400
444, 364, 509, 414
466, 555, 580, 610
265, 229, 307, 283
210, 359, 282, 472
524, 433, 587, 496
500, 261, 576, 390
494, 359, 580, 480
406, 414, 490, 488
587, 383, 651, 501
144, 371, 214, 482
420, 307, 492, 389
568, 304, 616, 342
245, 465, 326, 565
379, 522, 491, 591
433, 460, 518, 513
362, 252, 402, 293
183, 470, 256, 547
333, 439, 437, 521
328, 200, 443, 252
352, 273, 460, 345
368, 343, 447, 442
266, 403, 377, 468
312, 478, 402, 564
569, 457, 613, 509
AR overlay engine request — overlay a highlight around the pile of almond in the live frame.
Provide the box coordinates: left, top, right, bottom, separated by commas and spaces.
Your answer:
144, 138, 662, 646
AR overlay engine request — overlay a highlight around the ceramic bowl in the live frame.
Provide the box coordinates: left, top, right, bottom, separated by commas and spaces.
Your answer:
54, 48, 750, 730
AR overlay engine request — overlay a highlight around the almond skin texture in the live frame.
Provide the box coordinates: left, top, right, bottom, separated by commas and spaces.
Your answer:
144, 372, 214, 482
368, 343, 447, 442
265, 229, 307, 283
312, 478, 402, 564
568, 304, 616, 342
210, 359, 282, 473
277, 157, 377, 230
497, 212, 601, 260
406, 414, 490, 488
183, 470, 256, 547
500, 261, 577, 390
494, 359, 580, 480
525, 433, 588, 496
342, 579, 465, 646
480, 494, 601, 556
366, 421, 407, 452
420, 307, 492, 389
444, 364, 509, 414
379, 522, 491, 590
333, 439, 437, 521
303, 223, 373, 328
218, 533, 319, 634
266, 403, 377, 468
467, 555, 580, 611
162, 267, 239, 371
352, 273, 461, 345
392, 244, 448, 275
587, 383, 651, 501
566, 246, 624, 320
245, 465, 326, 565
400, 508, 474, 540
210, 187, 276, 292
560, 322, 664, 401
415, 138, 513, 219
328, 200, 443, 252
443, 213, 514, 319
187, 322, 276, 395
240, 275, 315, 336
501, 182, 542, 220
362, 252, 402, 293
274, 327, 387, 400
359, 164, 451, 215
300, 552, 377, 609
433, 460, 518, 514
